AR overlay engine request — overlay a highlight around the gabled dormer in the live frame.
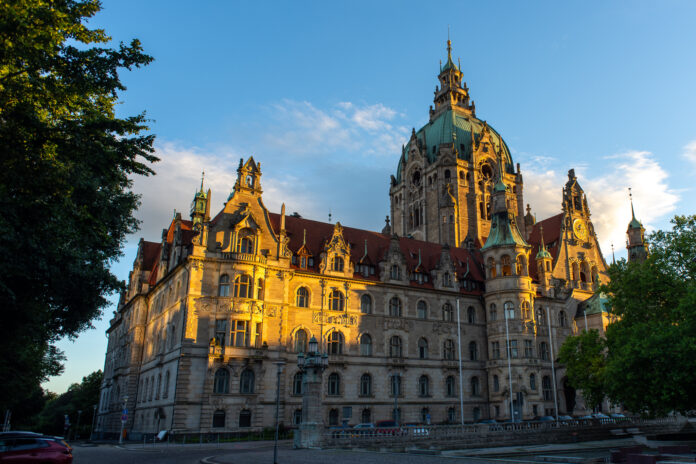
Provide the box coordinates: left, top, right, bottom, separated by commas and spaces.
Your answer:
432, 244, 459, 291
233, 157, 263, 196
379, 234, 407, 283
319, 222, 353, 277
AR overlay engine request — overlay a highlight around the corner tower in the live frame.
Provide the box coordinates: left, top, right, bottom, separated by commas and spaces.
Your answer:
389, 40, 526, 247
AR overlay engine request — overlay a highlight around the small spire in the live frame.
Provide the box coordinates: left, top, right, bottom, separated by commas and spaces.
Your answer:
302, 229, 306, 246
328, 209, 332, 223
200, 171, 205, 192
611, 243, 616, 265
629, 187, 636, 220
539, 225, 546, 251
280, 203, 286, 231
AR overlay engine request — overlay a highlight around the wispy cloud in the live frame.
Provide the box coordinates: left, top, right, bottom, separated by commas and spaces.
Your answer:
524, 150, 679, 256
683, 140, 696, 167
265, 99, 408, 157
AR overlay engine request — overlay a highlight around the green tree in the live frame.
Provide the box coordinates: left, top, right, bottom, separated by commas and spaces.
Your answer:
559, 215, 696, 417
558, 329, 607, 411
0, 0, 156, 415
602, 215, 696, 417
38, 370, 103, 437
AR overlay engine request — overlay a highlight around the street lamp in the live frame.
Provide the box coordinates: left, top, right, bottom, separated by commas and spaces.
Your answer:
118, 395, 129, 445
273, 361, 286, 464
89, 404, 97, 442
75, 410, 82, 441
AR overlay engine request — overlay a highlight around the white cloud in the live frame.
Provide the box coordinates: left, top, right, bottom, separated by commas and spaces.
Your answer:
265, 99, 408, 157
129, 141, 319, 242
683, 140, 696, 166
523, 150, 679, 257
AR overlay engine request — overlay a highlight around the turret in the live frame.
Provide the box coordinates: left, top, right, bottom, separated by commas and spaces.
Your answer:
535, 225, 553, 288
626, 188, 648, 262
190, 172, 209, 232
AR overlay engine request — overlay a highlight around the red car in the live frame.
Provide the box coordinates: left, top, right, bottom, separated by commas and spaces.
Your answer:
0, 436, 73, 463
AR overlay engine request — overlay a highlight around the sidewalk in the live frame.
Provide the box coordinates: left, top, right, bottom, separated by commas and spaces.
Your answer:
442, 437, 641, 457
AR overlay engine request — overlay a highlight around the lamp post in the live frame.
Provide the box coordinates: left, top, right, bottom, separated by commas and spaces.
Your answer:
273, 360, 286, 464
75, 410, 82, 441
118, 396, 129, 445
90, 404, 97, 442
294, 336, 328, 449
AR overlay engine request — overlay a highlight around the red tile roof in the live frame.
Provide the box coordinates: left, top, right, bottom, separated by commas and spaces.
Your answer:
268, 213, 485, 291
527, 213, 563, 281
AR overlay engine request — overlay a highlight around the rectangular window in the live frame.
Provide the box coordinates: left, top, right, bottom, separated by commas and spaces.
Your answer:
524, 340, 533, 358
491, 341, 500, 359
507, 340, 518, 358
215, 320, 227, 347
232, 320, 249, 347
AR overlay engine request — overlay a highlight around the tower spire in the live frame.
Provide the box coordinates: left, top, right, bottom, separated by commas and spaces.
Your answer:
629, 187, 636, 221
200, 171, 205, 192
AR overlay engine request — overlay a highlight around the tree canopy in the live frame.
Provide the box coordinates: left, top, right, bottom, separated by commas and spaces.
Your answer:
559, 215, 696, 417
0, 0, 156, 414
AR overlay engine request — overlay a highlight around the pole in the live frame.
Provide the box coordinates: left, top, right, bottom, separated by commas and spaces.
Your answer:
75, 410, 82, 440
504, 307, 515, 422
546, 307, 559, 420
273, 361, 285, 464
456, 299, 465, 425
89, 405, 97, 441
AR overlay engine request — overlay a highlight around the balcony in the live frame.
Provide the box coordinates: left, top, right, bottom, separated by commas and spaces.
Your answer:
220, 252, 267, 264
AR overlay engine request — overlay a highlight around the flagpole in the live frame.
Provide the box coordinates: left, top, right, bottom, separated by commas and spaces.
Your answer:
456, 299, 464, 425
504, 306, 515, 422
546, 306, 559, 420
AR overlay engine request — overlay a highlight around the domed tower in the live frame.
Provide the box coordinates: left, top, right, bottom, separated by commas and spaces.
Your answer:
480, 166, 534, 421
536, 225, 553, 289
389, 40, 526, 247
626, 188, 648, 262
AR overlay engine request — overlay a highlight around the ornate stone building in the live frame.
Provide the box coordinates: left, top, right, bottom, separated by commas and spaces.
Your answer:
96, 41, 634, 436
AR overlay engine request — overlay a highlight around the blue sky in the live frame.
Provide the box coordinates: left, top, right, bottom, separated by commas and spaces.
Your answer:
44, 0, 696, 392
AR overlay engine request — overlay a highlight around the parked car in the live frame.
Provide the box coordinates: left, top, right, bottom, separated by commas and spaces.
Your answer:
403, 424, 430, 437
0, 435, 73, 463
375, 420, 403, 436
610, 413, 626, 419
536, 416, 556, 422
592, 412, 609, 419
351, 423, 375, 437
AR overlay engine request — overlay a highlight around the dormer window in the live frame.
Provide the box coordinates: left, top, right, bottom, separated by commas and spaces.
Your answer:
300, 256, 307, 269
390, 265, 401, 280
442, 272, 452, 287
236, 230, 255, 254
331, 256, 344, 272
246, 175, 254, 187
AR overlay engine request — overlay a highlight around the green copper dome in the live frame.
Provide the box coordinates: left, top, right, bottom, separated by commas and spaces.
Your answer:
536, 248, 552, 260
395, 110, 514, 183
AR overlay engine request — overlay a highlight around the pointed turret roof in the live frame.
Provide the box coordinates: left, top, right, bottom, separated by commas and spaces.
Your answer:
627, 188, 643, 230
535, 225, 552, 260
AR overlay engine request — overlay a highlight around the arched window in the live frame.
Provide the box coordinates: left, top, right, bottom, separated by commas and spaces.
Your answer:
537, 306, 546, 322
530, 373, 537, 390
162, 371, 170, 398
360, 334, 372, 356
212, 410, 225, 428
542, 376, 552, 401
233, 275, 252, 298
473, 407, 481, 422
418, 375, 430, 397
418, 338, 428, 359
328, 408, 339, 426
390, 264, 401, 280
469, 341, 479, 361
516, 255, 527, 276
327, 373, 340, 396
237, 233, 254, 254
446, 376, 456, 397
239, 409, 251, 427
417, 300, 428, 319
328, 290, 344, 311
470, 376, 480, 396
294, 329, 308, 353
572, 262, 580, 282
328, 331, 344, 355
447, 407, 456, 423
214, 368, 229, 394
501, 255, 512, 276
489, 303, 497, 321
389, 297, 402, 317
296, 287, 309, 307
240, 369, 255, 394
293, 409, 302, 425
521, 301, 530, 319
293, 372, 303, 395
331, 256, 344, 272
361, 408, 371, 424
493, 375, 500, 392
389, 335, 402, 357
488, 257, 497, 278
539, 342, 549, 361
155, 374, 161, 399
504, 301, 515, 319
559, 310, 567, 327
580, 262, 589, 282
442, 302, 453, 322
360, 294, 372, 314
360, 373, 372, 397
218, 274, 230, 297
443, 339, 455, 360
442, 272, 452, 287
467, 306, 476, 324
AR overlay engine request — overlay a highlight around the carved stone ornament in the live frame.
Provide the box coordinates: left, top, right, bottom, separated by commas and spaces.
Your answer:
312, 312, 357, 326
432, 322, 454, 335
383, 318, 413, 332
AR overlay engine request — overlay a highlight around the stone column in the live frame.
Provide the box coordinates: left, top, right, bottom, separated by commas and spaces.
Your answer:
293, 337, 328, 449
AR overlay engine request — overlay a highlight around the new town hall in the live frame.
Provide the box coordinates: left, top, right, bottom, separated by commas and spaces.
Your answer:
95, 41, 648, 436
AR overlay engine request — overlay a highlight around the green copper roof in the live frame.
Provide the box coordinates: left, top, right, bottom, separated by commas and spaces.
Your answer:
579, 292, 611, 316
442, 56, 458, 72
395, 110, 514, 183
481, 211, 529, 251
628, 217, 642, 229
536, 248, 552, 259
